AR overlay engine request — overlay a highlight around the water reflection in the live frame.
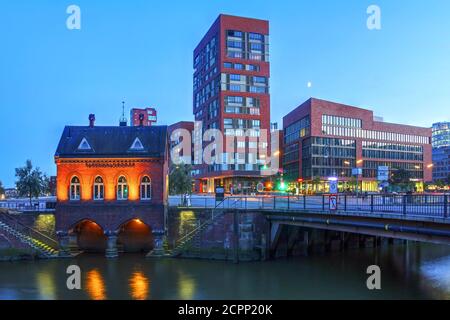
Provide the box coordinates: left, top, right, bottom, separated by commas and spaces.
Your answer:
36, 271, 56, 300
177, 271, 196, 300
85, 269, 106, 300
129, 272, 149, 300
2, 243, 450, 299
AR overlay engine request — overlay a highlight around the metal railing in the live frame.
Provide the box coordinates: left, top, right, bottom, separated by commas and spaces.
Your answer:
0, 199, 56, 212
169, 194, 450, 219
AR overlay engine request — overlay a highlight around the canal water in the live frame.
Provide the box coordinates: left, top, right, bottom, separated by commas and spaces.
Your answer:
1, 243, 450, 300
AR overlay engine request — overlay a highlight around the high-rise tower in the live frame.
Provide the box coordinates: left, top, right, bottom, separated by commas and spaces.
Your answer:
193, 14, 270, 193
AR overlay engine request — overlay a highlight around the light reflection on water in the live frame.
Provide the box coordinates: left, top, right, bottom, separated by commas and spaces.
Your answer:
1, 244, 450, 300
85, 269, 107, 300
129, 271, 149, 300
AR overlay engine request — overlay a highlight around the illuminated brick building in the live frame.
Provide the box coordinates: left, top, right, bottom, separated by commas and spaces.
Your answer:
54, 114, 168, 258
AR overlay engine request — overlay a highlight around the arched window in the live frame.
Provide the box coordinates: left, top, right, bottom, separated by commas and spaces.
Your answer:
93, 176, 104, 201
117, 176, 128, 200
70, 176, 81, 201
140, 176, 152, 200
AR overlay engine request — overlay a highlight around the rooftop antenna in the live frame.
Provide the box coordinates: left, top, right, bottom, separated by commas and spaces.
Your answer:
119, 101, 128, 126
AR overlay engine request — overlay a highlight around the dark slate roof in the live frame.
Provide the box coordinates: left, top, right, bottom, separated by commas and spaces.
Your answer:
55, 125, 168, 158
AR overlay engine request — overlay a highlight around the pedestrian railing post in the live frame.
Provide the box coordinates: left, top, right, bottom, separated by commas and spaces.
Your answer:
322, 195, 325, 211
273, 196, 276, 210
444, 195, 448, 218
371, 195, 374, 213
403, 195, 407, 216
287, 196, 290, 210
344, 195, 347, 211
303, 195, 306, 210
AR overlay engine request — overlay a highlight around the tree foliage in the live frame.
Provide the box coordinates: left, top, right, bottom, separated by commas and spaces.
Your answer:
169, 164, 193, 196
15, 160, 47, 204
0, 180, 4, 196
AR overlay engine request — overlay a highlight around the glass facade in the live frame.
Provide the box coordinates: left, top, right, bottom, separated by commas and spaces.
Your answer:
432, 122, 450, 181
284, 116, 310, 144
302, 138, 356, 179
432, 122, 450, 148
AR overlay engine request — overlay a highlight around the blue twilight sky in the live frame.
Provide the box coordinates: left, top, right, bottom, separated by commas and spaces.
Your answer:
0, 0, 450, 187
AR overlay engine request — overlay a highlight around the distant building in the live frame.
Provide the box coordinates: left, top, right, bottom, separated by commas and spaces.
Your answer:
130, 108, 157, 127
283, 98, 433, 192
4, 188, 18, 199
432, 122, 450, 182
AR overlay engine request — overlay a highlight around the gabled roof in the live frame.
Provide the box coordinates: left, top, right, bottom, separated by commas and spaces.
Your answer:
55, 125, 168, 159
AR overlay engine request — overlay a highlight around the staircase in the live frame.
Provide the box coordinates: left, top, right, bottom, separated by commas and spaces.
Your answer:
171, 197, 242, 257
0, 212, 58, 258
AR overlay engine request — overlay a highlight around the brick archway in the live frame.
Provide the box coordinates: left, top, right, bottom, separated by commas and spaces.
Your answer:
71, 219, 107, 253
117, 219, 154, 253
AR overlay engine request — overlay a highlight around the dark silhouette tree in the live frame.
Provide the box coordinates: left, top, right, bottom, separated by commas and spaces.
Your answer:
15, 160, 47, 205
0, 180, 5, 197
169, 164, 193, 196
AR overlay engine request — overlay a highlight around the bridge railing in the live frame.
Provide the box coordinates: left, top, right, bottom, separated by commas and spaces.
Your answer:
169, 194, 450, 219
0, 198, 56, 212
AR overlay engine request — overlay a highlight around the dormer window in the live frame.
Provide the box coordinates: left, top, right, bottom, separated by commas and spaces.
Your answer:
130, 137, 144, 150
78, 138, 92, 150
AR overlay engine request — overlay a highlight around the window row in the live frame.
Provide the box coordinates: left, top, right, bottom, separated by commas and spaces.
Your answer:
322, 125, 430, 144
322, 115, 362, 128
69, 176, 152, 201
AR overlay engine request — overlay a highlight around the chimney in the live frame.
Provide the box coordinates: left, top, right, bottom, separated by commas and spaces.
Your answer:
139, 113, 145, 127
89, 114, 95, 128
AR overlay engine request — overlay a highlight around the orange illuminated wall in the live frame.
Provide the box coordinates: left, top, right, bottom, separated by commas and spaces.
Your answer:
55, 158, 167, 205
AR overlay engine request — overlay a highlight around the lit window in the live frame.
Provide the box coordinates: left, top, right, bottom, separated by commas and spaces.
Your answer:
70, 176, 81, 201
117, 176, 129, 200
140, 176, 152, 200
93, 176, 104, 201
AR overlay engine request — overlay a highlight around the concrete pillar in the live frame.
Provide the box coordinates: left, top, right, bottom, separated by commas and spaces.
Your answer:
56, 231, 71, 257
146, 229, 165, 257
105, 230, 119, 259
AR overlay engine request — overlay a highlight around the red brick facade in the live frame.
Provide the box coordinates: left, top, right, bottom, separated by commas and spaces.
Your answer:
283, 98, 432, 191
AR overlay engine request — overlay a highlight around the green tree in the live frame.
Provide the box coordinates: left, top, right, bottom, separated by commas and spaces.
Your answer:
390, 169, 411, 185
0, 180, 5, 197
169, 164, 193, 196
15, 160, 47, 205
389, 168, 415, 192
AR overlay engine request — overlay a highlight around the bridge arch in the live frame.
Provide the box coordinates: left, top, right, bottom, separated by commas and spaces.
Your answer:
117, 219, 154, 253
70, 219, 107, 253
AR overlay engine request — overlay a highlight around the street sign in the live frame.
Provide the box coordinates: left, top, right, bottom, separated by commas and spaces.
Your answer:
329, 195, 338, 211
352, 168, 362, 176
378, 166, 389, 181
256, 183, 264, 193
215, 186, 225, 202
329, 179, 338, 194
